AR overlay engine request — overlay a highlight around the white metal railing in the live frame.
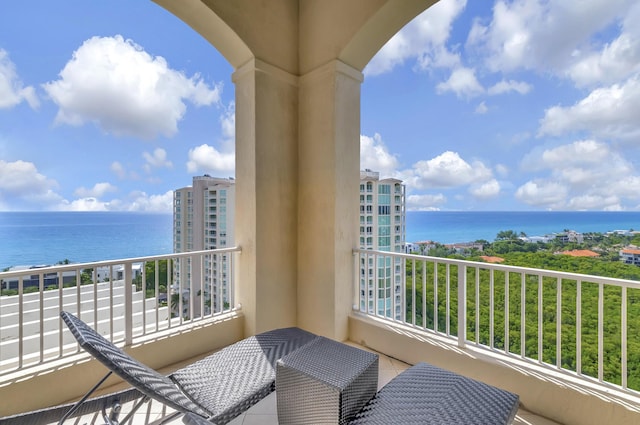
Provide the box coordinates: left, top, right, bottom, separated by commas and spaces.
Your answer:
354, 248, 640, 394
0, 247, 240, 374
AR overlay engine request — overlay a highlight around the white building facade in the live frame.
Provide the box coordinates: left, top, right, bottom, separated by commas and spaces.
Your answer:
359, 170, 406, 320
173, 175, 235, 317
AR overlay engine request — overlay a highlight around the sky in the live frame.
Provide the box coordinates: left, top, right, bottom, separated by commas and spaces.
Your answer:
1, 0, 640, 213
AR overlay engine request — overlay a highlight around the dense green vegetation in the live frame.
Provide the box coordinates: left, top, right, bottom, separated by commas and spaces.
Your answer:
133, 259, 172, 298
405, 230, 640, 390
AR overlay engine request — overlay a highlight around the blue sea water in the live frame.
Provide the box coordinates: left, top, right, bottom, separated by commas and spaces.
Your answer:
406, 211, 640, 244
0, 212, 173, 269
2, 211, 640, 269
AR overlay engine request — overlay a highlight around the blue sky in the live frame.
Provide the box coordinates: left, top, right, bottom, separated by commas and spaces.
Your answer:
1, 0, 640, 212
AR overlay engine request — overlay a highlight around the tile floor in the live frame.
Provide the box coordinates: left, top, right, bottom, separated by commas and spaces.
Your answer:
50, 343, 560, 425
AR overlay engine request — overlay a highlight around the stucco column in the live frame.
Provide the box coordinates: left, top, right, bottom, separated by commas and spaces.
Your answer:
233, 58, 298, 336
298, 60, 363, 340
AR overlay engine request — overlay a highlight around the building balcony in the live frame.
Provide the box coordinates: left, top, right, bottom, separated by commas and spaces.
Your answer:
1, 248, 639, 424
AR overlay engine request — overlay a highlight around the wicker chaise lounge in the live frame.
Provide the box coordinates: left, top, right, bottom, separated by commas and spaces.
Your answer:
349, 362, 519, 425
59, 311, 319, 425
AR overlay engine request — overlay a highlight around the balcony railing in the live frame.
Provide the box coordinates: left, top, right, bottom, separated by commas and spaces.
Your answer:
354, 248, 640, 395
0, 247, 240, 375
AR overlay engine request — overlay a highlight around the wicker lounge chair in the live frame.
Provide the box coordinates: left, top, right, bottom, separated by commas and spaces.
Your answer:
59, 311, 318, 425
349, 362, 519, 425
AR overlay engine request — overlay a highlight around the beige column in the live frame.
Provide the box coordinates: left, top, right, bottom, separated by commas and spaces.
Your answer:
298, 60, 363, 340
233, 59, 299, 336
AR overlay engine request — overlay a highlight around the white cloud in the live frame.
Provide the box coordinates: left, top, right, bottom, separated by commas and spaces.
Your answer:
406, 193, 447, 211
0, 159, 173, 212
42, 35, 221, 139
436, 67, 484, 98
57, 190, 173, 213
515, 180, 568, 209
187, 144, 235, 174
0, 49, 39, 109
540, 139, 612, 168
470, 179, 500, 199
466, 0, 635, 78
517, 139, 640, 209
110, 161, 139, 180
475, 101, 488, 114
185, 100, 236, 175
567, 195, 621, 211
360, 134, 399, 177
567, 33, 640, 87
0, 160, 55, 192
404, 151, 492, 189
364, 0, 467, 75
62, 197, 109, 212
143, 148, 173, 173
567, 2, 640, 86
538, 75, 640, 141
123, 190, 173, 213
0, 160, 61, 210
487, 79, 532, 95
220, 102, 235, 141
74, 182, 117, 198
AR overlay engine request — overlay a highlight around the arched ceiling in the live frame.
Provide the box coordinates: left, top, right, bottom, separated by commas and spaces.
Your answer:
153, 0, 439, 75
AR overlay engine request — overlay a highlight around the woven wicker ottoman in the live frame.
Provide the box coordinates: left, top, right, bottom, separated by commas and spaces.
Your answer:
349, 362, 520, 425
276, 337, 379, 425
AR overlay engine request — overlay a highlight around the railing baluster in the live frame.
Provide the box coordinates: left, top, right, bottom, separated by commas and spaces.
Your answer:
18, 276, 24, 368
446, 263, 451, 336
457, 264, 466, 348
422, 260, 427, 329
141, 262, 147, 334
433, 262, 438, 333
538, 275, 543, 364
505, 271, 509, 355
411, 259, 416, 326
622, 285, 627, 389
168, 257, 173, 329
93, 268, 98, 335
577, 279, 582, 376
58, 272, 63, 357
216, 252, 222, 315
374, 252, 379, 318
598, 282, 604, 382
556, 277, 562, 369
475, 267, 480, 346
124, 262, 132, 345
109, 265, 114, 342
39, 274, 44, 362
154, 260, 159, 332
521, 272, 526, 359
490, 269, 494, 349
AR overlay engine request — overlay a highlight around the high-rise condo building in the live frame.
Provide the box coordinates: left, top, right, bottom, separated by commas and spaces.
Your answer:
359, 169, 406, 320
173, 175, 235, 317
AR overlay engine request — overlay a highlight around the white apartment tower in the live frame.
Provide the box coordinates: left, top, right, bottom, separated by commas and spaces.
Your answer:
173, 175, 235, 317
359, 169, 406, 320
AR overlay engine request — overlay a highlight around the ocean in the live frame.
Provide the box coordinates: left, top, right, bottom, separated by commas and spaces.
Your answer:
406, 211, 640, 244
2, 211, 640, 269
0, 212, 173, 269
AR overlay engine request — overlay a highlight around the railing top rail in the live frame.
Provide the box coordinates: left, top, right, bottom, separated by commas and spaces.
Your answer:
353, 248, 640, 289
0, 247, 241, 279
